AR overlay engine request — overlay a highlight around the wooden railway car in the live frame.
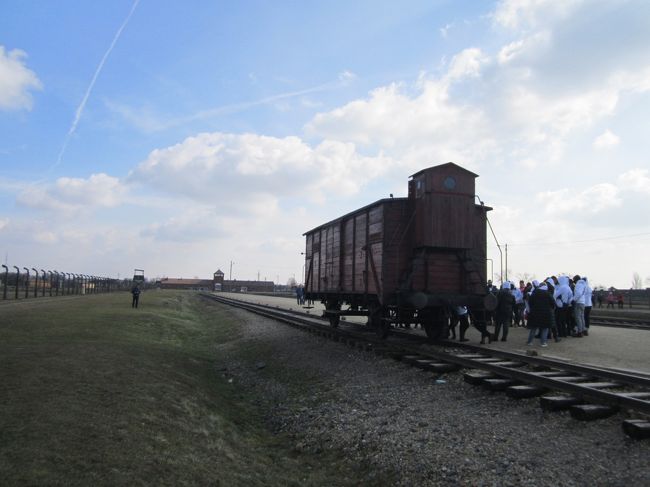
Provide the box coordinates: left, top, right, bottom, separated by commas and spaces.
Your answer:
303, 162, 492, 340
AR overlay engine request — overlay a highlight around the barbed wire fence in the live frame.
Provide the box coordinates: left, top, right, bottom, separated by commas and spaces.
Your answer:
1, 264, 135, 301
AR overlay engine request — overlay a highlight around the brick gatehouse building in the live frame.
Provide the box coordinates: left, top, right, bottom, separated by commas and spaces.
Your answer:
158, 270, 274, 292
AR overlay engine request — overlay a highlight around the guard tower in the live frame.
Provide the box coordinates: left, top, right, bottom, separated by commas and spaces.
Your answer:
213, 270, 225, 291
133, 269, 145, 283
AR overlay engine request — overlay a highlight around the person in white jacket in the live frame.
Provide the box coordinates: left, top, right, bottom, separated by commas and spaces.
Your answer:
572, 275, 587, 337
553, 276, 573, 337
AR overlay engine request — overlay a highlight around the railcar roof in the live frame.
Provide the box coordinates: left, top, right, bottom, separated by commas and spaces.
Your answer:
302, 197, 408, 235
303, 163, 483, 236
409, 162, 479, 179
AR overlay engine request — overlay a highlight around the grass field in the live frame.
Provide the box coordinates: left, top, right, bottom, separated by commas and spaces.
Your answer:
0, 291, 360, 486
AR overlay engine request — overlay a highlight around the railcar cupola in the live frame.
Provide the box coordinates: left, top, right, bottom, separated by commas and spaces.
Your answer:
409, 162, 480, 249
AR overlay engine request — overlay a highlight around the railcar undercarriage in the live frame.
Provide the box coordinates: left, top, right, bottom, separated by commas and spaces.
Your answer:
312, 291, 491, 342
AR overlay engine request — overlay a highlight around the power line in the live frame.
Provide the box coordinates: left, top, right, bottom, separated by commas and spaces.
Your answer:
505, 231, 650, 247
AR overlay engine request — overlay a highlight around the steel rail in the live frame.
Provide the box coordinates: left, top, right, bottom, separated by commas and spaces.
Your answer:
428, 340, 650, 386
393, 341, 650, 415
204, 293, 650, 416
589, 316, 650, 330
207, 293, 650, 384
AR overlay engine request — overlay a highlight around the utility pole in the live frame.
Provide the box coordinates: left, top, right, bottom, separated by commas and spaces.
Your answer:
505, 243, 508, 282
487, 218, 503, 284
230, 261, 233, 281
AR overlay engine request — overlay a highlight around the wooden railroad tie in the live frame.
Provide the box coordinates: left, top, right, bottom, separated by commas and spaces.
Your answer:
622, 419, 650, 440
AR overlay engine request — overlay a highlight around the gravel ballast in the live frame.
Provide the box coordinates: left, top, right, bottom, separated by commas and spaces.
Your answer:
216, 307, 650, 486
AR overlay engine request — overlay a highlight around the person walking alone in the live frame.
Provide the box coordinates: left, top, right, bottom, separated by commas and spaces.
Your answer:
131, 284, 141, 309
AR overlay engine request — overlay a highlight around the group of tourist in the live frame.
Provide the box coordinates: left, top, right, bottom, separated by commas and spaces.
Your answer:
480, 275, 594, 347
600, 289, 625, 309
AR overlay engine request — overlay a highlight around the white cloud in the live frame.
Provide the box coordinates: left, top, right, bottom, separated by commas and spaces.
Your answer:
609, 67, 650, 95
507, 85, 619, 138
338, 70, 357, 83
17, 173, 128, 212
500, 67, 650, 160
140, 208, 226, 243
498, 39, 525, 64
304, 47, 640, 175
34, 231, 58, 244
447, 48, 489, 80
497, 32, 550, 65
131, 132, 391, 209
538, 184, 622, 216
440, 23, 454, 39
0, 46, 42, 110
618, 169, 650, 195
593, 129, 620, 149
305, 79, 492, 165
492, 0, 584, 30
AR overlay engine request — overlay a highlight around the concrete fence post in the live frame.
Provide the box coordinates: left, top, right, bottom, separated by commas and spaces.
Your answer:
32, 268, 38, 298
13, 266, 20, 300
40, 270, 46, 297
1, 265, 8, 300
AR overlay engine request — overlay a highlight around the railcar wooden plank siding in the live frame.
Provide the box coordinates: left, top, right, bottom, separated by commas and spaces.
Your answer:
303, 162, 492, 339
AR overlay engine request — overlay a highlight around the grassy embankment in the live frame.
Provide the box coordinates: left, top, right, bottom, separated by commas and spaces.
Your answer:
0, 291, 359, 486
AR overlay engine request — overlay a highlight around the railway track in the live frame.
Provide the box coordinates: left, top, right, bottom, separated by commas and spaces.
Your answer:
203, 293, 650, 439
590, 315, 650, 330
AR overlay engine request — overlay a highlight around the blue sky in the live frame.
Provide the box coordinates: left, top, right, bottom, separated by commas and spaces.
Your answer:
1, 0, 649, 288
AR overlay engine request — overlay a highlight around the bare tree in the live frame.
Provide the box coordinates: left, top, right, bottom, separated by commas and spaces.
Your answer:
632, 272, 643, 289
515, 272, 535, 284
286, 277, 297, 288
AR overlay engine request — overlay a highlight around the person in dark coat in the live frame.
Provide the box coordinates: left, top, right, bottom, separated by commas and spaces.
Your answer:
449, 305, 471, 341
468, 307, 492, 344
494, 282, 516, 341
131, 284, 141, 308
526, 282, 555, 347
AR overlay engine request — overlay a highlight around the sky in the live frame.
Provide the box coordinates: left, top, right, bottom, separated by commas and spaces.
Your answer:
1, 0, 650, 289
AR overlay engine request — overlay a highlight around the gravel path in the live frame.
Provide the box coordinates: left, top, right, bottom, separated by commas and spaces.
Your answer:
216, 308, 650, 486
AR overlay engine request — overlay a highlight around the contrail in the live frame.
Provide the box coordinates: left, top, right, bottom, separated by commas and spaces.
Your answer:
119, 78, 349, 133
52, 0, 140, 171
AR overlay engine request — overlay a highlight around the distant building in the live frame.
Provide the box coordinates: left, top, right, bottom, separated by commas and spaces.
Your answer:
158, 269, 274, 293
157, 278, 214, 291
